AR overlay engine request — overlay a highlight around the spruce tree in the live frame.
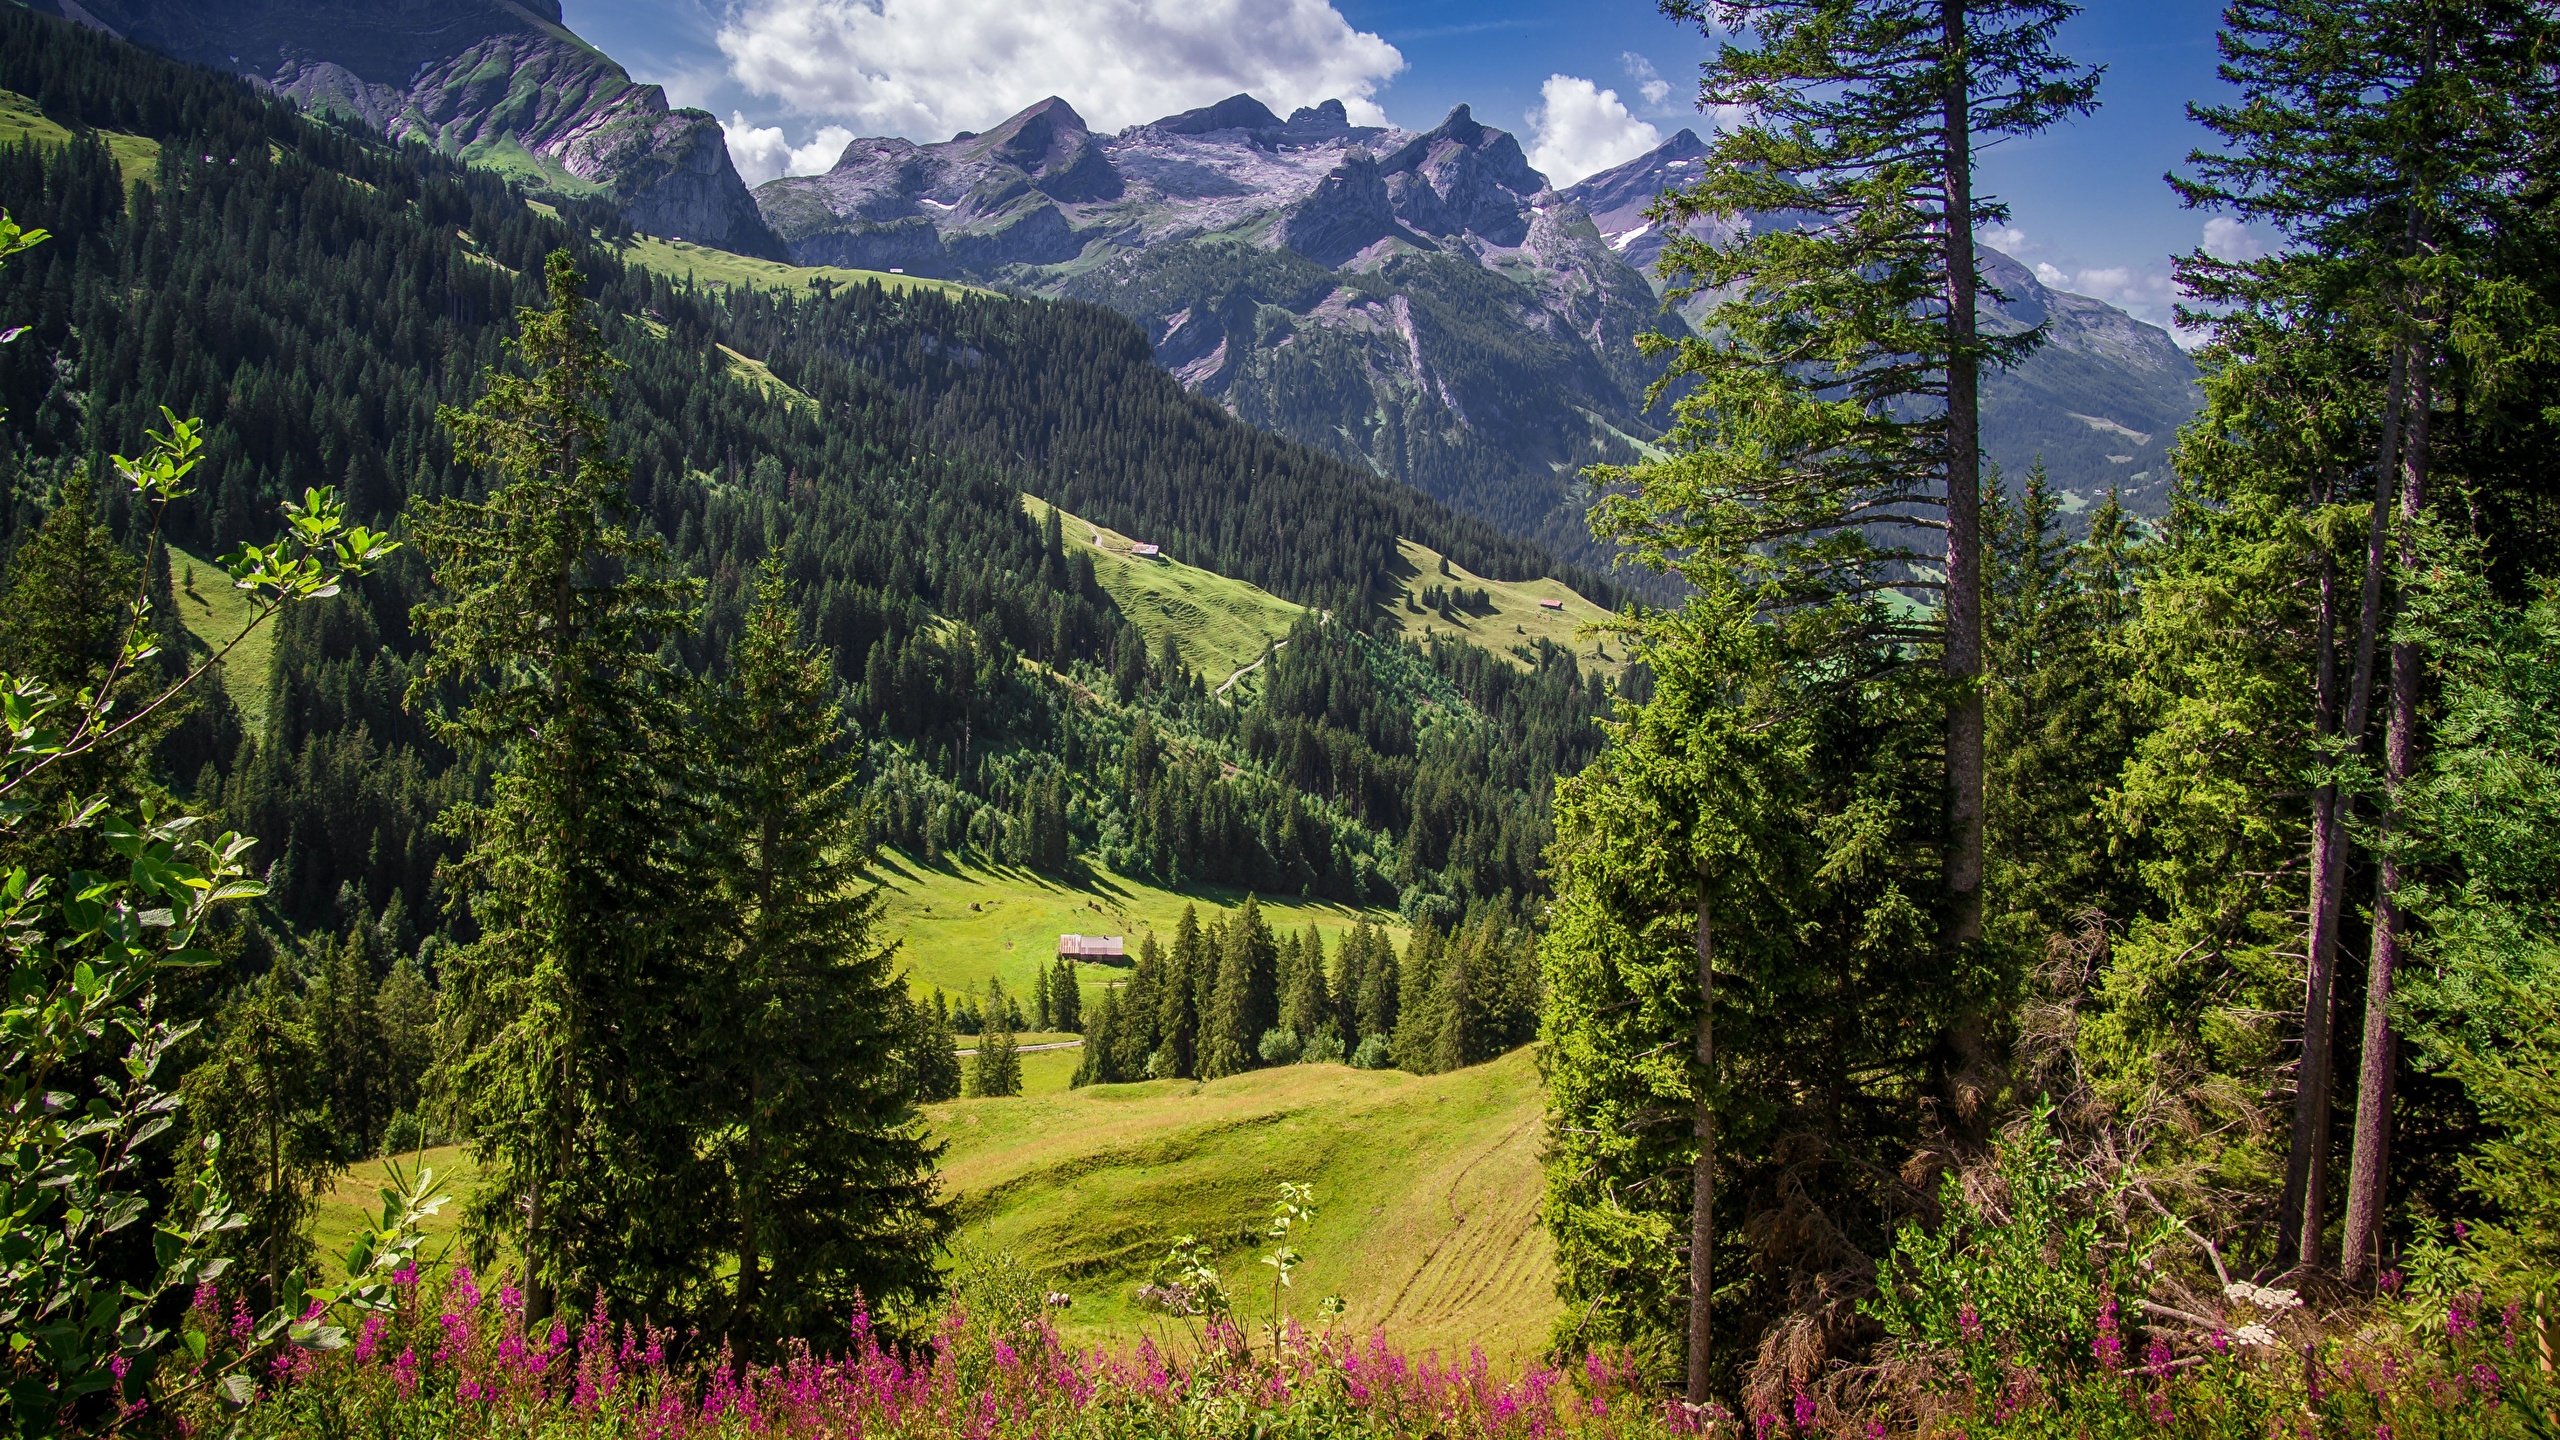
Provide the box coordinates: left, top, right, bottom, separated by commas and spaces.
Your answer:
969, 1021, 1023, 1098
179, 975, 337, 1310
1159, 905, 1203, 1078
1608, 0, 2100, 1149
1119, 931, 1166, 1077
907, 993, 964, 1103
1050, 956, 1083, 1032
699, 559, 949, 1349
409, 251, 703, 1324
1280, 924, 1332, 1046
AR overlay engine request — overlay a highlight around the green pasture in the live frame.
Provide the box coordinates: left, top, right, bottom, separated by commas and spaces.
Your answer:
0, 88, 159, 187
1023, 495, 1306, 688
1376, 538, 1628, 683
867, 847, 1400, 1015
615, 234, 980, 299
166, 547, 275, 733
931, 1045, 1556, 1364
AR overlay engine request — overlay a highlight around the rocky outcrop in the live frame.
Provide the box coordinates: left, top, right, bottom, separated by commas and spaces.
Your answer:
30, 0, 786, 257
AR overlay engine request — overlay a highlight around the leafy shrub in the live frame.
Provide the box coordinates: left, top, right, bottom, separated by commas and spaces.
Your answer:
1259, 1027, 1304, 1065
1352, 1034, 1394, 1069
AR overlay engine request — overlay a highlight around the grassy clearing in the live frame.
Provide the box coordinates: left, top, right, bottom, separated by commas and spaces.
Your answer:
0, 88, 158, 187
615, 235, 981, 299
459, 131, 609, 200
930, 1046, 1555, 1364
868, 847, 1399, 1016
166, 547, 274, 733
311, 1144, 490, 1284
1023, 495, 1306, 687
1376, 539, 1626, 683
719, 343, 816, 414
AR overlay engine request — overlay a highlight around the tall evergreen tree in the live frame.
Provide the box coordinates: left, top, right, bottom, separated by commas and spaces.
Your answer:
969, 1021, 1022, 1098
1620, 0, 2099, 952
410, 251, 703, 1325
179, 975, 337, 1310
699, 559, 948, 1350
2172, 0, 2553, 1272
1050, 956, 1083, 1032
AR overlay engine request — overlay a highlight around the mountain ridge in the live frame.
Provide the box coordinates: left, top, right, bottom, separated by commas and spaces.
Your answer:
758, 98, 2201, 551
25, 0, 786, 257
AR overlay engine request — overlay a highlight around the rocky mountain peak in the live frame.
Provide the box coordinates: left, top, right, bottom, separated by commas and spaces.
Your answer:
1150, 94, 1284, 136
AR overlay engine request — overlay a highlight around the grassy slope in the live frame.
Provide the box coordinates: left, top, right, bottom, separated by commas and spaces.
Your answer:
1376, 539, 1626, 683
311, 1049, 1555, 1365
933, 1048, 1555, 1363
312, 1145, 489, 1283
0, 88, 158, 186
870, 847, 1400, 1018
166, 547, 274, 733
1022, 495, 1305, 687
615, 234, 978, 299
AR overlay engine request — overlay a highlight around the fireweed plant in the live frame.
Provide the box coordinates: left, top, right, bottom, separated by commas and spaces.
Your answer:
160, 1253, 2560, 1440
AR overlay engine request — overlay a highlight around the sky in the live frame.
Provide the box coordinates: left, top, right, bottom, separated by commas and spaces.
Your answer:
560, 0, 2260, 338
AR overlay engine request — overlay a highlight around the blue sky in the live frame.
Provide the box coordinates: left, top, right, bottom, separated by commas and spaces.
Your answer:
562, 0, 2248, 334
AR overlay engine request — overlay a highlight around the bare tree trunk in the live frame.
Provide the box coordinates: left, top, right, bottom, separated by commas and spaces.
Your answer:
2279, 336, 2406, 1270
1686, 891, 1715, 1406
2345, 347, 2434, 1283
1939, 0, 1986, 957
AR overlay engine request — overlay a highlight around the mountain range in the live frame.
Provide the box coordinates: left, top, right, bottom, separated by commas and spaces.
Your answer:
48, 0, 2200, 567
754, 95, 2200, 560
25, 0, 786, 257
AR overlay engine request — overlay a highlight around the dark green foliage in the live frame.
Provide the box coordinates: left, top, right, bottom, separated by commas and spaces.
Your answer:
1048, 956, 1083, 1033
967, 1023, 1021, 1099
698, 560, 948, 1349
412, 252, 706, 1322
1541, 580, 1963, 1387
178, 977, 336, 1309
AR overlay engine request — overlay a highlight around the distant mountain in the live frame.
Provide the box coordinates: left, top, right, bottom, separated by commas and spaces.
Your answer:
761, 101, 2199, 560
26, 0, 786, 258
757, 97, 1678, 570
1562, 133, 2202, 518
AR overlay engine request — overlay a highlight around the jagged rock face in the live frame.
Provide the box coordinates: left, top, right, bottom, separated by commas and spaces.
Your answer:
31, 0, 785, 258
1562, 134, 2202, 518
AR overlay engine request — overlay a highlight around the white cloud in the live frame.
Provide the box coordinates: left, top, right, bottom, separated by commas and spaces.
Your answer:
2034, 261, 2069, 286
1980, 224, 2035, 256
724, 113, 856, 186
1524, 75, 1661, 188
2201, 216, 2266, 262
715, 0, 1403, 139
1621, 52, 1672, 108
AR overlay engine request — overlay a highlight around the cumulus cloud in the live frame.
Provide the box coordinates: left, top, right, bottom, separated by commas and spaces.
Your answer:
1621, 52, 1673, 108
715, 0, 1403, 139
724, 113, 856, 187
1525, 75, 1661, 188
2201, 216, 2267, 262
1979, 224, 2036, 256
2033, 260, 2069, 286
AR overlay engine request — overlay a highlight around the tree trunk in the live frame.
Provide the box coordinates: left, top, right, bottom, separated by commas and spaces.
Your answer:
2279, 335, 2406, 1270
1686, 889, 1715, 1406
2344, 346, 2433, 1283
1939, 0, 1986, 957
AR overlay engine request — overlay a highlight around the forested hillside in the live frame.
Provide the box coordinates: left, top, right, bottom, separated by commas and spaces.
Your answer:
0, 3, 1617, 964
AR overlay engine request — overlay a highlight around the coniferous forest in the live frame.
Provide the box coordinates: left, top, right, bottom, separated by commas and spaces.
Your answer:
6, 0, 2560, 1437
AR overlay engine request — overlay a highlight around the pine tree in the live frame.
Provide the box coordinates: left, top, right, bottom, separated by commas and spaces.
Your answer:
1118, 931, 1165, 1077
969, 1021, 1022, 1098
906, 992, 964, 1103
1050, 955, 1083, 1032
180, 975, 338, 1310
1159, 905, 1203, 1078
1030, 958, 1054, 1031
409, 251, 704, 1325
699, 559, 948, 1349
1606, 0, 2100, 1163
1279, 924, 1332, 1048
